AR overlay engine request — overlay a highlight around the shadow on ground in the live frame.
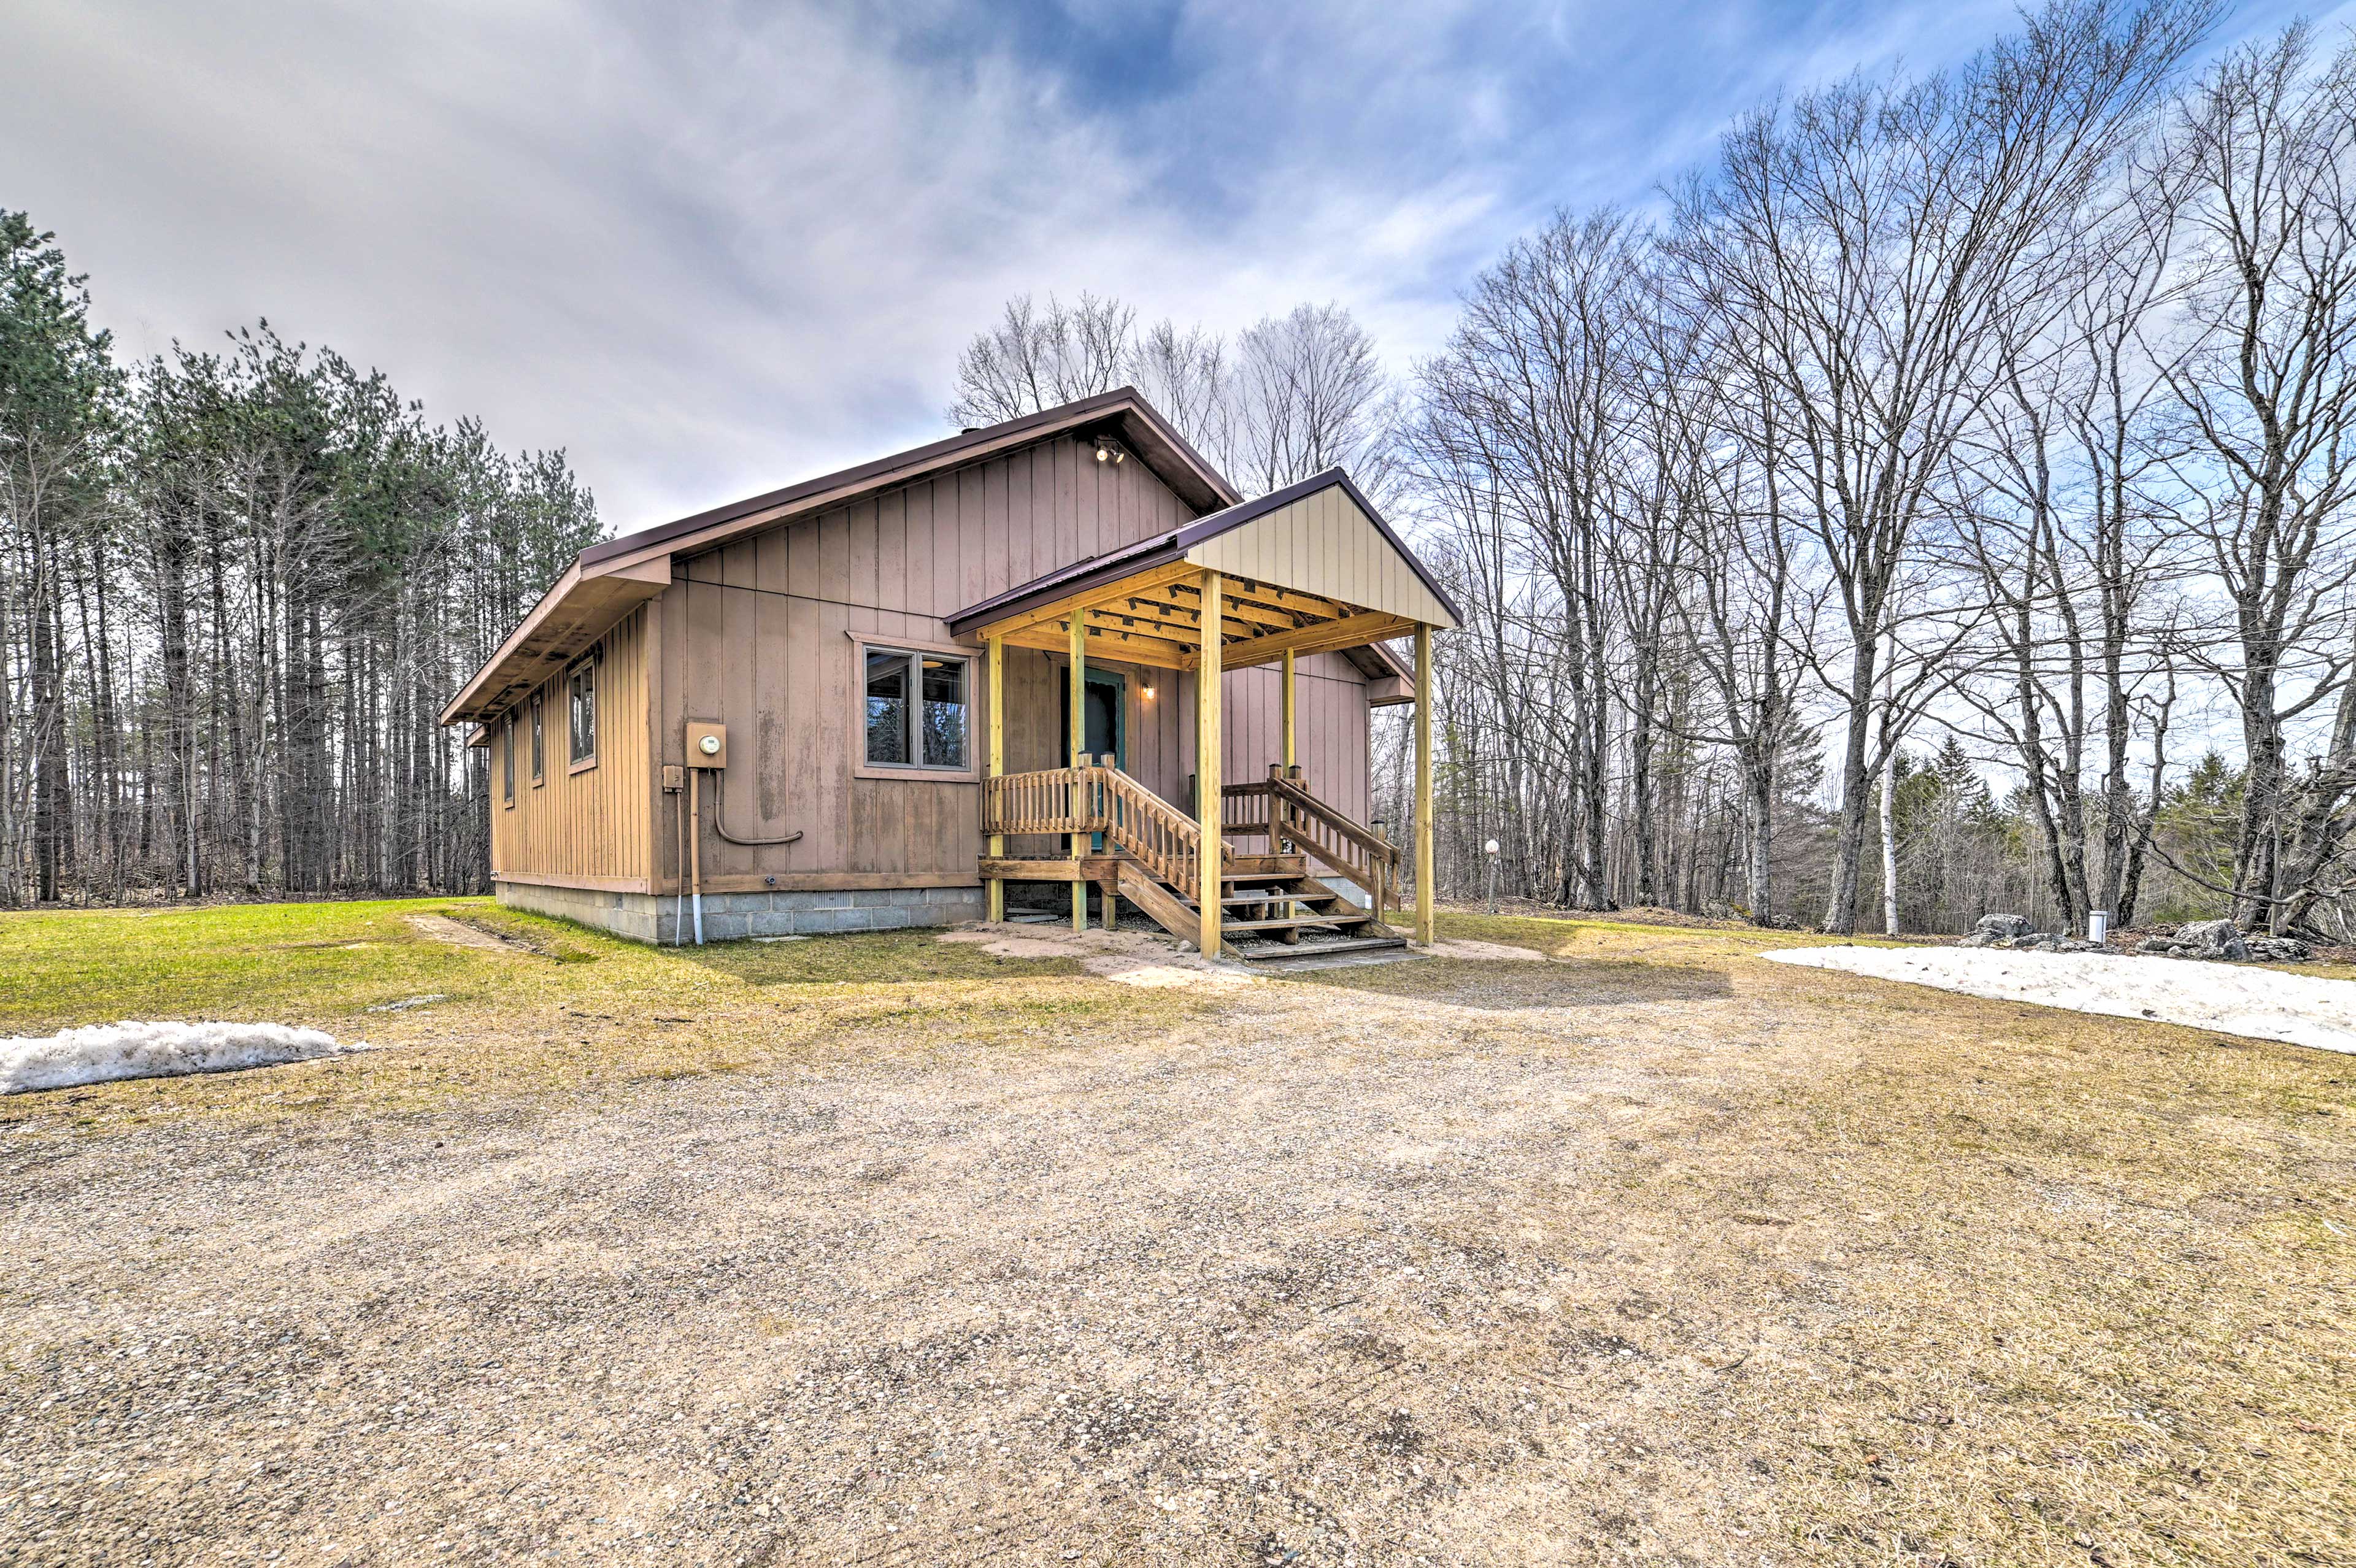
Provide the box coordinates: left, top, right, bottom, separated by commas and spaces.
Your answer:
1274, 953, 1734, 1009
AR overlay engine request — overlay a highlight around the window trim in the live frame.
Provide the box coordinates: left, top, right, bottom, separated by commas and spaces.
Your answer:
850, 632, 980, 783
529, 693, 545, 786
566, 653, 599, 774
502, 712, 517, 807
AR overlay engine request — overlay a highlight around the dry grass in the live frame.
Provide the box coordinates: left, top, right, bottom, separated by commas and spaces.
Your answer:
0, 897, 1191, 1129
0, 900, 2348, 1566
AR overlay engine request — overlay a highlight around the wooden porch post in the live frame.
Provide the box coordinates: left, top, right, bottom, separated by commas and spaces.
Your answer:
986, 632, 1004, 922
1069, 613, 1087, 931
1280, 648, 1296, 770
1197, 570, 1223, 958
1414, 623, 1435, 946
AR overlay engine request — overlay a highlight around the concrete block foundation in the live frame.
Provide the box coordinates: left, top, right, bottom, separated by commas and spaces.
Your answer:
495, 882, 986, 945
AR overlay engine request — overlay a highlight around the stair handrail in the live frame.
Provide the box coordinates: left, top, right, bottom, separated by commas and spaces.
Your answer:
1098, 765, 1233, 889
980, 764, 1234, 893
1264, 772, 1401, 914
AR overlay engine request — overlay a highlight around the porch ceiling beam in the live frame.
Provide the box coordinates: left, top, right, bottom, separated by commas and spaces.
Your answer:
1112, 593, 1281, 640
999, 621, 1195, 671
972, 561, 1199, 640
1133, 590, 1304, 639
1060, 617, 1193, 660
1252, 581, 1357, 617
1178, 576, 1361, 625
1190, 611, 1419, 671
1083, 604, 1204, 643
1161, 582, 1311, 631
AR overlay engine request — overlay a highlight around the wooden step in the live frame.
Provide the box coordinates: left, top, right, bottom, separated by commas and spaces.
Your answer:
1226, 933, 1413, 964
1220, 913, 1355, 934
1115, 864, 1204, 947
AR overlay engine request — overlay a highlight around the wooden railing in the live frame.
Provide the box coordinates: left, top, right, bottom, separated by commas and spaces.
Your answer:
981, 764, 1230, 891
1099, 767, 1225, 889
1222, 767, 1401, 915
981, 767, 1093, 836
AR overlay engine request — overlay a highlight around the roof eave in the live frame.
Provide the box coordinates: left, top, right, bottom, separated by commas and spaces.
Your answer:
441, 388, 1241, 728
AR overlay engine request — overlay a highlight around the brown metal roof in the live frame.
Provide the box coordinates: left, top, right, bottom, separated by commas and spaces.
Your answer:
441, 388, 1240, 726
579, 387, 1236, 572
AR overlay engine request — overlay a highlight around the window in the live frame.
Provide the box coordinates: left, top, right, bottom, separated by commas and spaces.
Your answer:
863, 647, 969, 769
529, 694, 544, 784
568, 657, 598, 768
501, 714, 516, 806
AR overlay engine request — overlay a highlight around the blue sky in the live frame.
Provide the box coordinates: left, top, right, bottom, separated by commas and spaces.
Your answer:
3, 0, 2338, 532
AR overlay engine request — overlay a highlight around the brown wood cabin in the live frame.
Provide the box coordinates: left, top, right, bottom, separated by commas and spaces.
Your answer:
439, 389, 1456, 961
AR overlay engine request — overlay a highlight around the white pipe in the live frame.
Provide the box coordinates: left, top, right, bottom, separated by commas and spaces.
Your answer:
689, 767, 706, 945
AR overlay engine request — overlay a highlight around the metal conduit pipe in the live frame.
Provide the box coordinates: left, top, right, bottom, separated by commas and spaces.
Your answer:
688, 768, 704, 945
709, 771, 804, 848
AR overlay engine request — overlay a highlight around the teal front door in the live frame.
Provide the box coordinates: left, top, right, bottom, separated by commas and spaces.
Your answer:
1060, 669, 1125, 849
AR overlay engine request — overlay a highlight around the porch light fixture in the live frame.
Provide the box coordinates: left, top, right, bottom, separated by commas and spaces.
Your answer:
1141, 680, 1155, 699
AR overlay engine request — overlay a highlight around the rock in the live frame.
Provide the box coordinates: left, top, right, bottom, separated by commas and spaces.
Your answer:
2246, 935, 2312, 963
1964, 913, 2033, 948
2005, 932, 2104, 953
2137, 918, 2251, 961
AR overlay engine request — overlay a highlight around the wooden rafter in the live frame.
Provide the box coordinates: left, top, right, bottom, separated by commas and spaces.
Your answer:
1192, 611, 1416, 671
964, 554, 1409, 674
999, 620, 1194, 670
982, 561, 1199, 640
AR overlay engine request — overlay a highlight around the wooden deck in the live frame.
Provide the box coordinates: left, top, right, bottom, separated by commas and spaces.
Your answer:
978, 763, 1404, 961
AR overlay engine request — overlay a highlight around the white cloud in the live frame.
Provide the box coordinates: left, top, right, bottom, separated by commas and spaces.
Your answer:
6, 0, 2327, 536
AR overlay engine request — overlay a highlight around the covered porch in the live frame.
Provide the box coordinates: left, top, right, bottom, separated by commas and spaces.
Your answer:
945, 471, 1453, 960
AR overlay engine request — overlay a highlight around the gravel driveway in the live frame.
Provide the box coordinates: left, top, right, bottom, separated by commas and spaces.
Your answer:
3, 934, 2347, 1566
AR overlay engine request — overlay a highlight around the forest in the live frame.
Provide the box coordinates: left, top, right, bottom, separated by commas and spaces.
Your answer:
0, 212, 598, 903
6, 0, 2350, 938
950, 3, 2356, 940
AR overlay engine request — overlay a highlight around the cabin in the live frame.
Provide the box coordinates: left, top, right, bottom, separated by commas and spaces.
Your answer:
439, 390, 1455, 961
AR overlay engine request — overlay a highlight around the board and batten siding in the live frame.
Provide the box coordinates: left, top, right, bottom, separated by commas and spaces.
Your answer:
489, 602, 656, 890
653, 434, 1210, 891
1187, 481, 1458, 629
488, 432, 1385, 896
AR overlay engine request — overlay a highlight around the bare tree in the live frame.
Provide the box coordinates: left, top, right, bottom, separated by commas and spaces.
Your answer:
1128, 319, 1232, 461
1228, 304, 1398, 499
1671, 0, 2212, 932
947, 292, 1138, 426
2155, 25, 2356, 929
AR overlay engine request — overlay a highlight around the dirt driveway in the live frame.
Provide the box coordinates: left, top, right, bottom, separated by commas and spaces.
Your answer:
1, 911, 2349, 1566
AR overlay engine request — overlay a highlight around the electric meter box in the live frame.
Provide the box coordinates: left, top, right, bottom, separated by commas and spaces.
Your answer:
685, 720, 728, 769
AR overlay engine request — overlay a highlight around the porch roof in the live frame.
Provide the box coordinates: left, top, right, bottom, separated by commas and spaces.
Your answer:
944, 469, 1457, 683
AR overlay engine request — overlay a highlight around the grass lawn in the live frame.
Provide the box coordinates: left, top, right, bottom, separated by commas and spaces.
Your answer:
0, 898, 2348, 1566
0, 897, 1186, 1124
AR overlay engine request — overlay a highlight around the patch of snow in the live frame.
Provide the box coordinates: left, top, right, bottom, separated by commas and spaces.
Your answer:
367, 994, 445, 1013
1764, 945, 2356, 1055
0, 1021, 368, 1095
